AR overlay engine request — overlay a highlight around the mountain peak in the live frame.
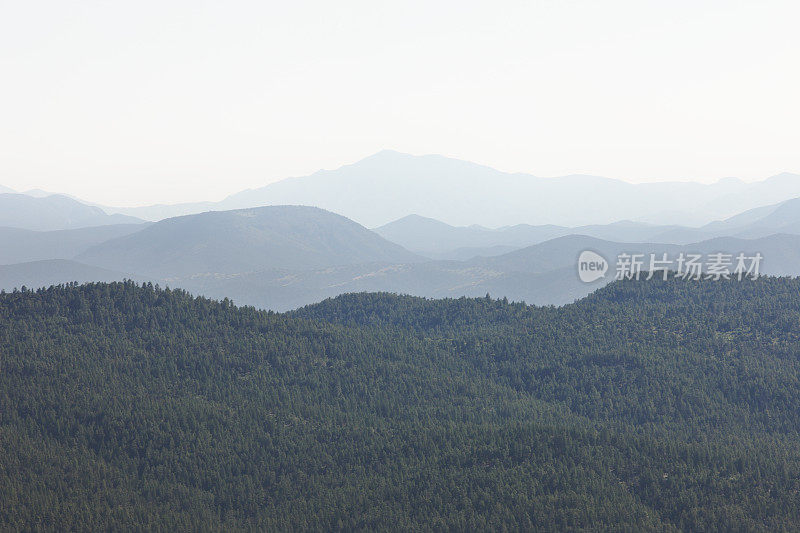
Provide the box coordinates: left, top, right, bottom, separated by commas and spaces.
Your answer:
77, 205, 421, 279
376, 213, 454, 230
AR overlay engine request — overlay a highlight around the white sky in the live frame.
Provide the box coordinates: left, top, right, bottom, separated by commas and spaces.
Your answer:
1, 0, 799, 206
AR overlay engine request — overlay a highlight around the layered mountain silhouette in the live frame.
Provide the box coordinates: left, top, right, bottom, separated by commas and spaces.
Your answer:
103, 151, 800, 228
134, 232, 799, 311
2, 202, 799, 311
0, 193, 144, 231
704, 197, 800, 238
475, 233, 800, 277
375, 215, 689, 258
76, 206, 422, 278
375, 197, 800, 259
0, 224, 148, 265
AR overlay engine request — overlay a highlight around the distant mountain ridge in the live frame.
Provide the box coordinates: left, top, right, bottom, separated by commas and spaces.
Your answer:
0, 193, 144, 231
3, 169, 800, 311
102, 151, 800, 228
100, 231, 798, 311
0, 224, 149, 265
375, 196, 800, 260
76, 205, 422, 279
1, 201, 799, 310
713, 197, 800, 238
9, 153, 800, 230
74, 224, 800, 311
375, 215, 685, 257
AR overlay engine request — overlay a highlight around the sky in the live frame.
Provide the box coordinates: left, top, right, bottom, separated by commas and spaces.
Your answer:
1, 0, 799, 206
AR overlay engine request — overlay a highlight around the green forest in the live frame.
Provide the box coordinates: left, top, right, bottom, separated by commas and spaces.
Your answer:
2, 278, 800, 530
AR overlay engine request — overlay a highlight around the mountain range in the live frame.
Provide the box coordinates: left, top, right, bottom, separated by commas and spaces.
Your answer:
0, 193, 144, 231
91, 151, 800, 228
5, 152, 800, 232
374, 197, 800, 258
2, 152, 799, 310
2, 202, 799, 311
163, 232, 800, 311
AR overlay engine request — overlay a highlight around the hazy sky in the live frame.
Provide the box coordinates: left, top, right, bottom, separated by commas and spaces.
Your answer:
1, 0, 799, 206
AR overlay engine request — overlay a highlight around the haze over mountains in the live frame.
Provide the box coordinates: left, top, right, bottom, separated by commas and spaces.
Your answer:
1, 200, 798, 311
374, 197, 800, 259
82, 151, 800, 228
2, 152, 800, 311
0, 193, 144, 231
0, 224, 149, 265
76, 206, 421, 279
375, 216, 683, 259
5, 151, 800, 230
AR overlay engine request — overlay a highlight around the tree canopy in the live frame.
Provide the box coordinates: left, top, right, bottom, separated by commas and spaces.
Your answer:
2, 278, 800, 530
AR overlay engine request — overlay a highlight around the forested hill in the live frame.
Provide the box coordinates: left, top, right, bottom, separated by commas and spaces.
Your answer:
293, 275, 800, 333
3, 279, 800, 530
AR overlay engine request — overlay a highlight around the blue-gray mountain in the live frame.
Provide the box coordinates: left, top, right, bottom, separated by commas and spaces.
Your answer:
0, 193, 144, 231
102, 151, 800, 227
375, 197, 800, 258
3, 204, 800, 311
75, 206, 423, 278
163, 233, 800, 311
0, 224, 148, 265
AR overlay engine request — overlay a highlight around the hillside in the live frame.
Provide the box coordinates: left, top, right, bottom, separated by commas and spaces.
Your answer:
474, 233, 800, 276
0, 224, 148, 265
3, 279, 800, 529
709, 197, 800, 239
172, 233, 799, 311
76, 206, 421, 278
2, 200, 798, 311
0, 260, 138, 290
0, 221, 792, 310
0, 194, 143, 231
754, 197, 800, 228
